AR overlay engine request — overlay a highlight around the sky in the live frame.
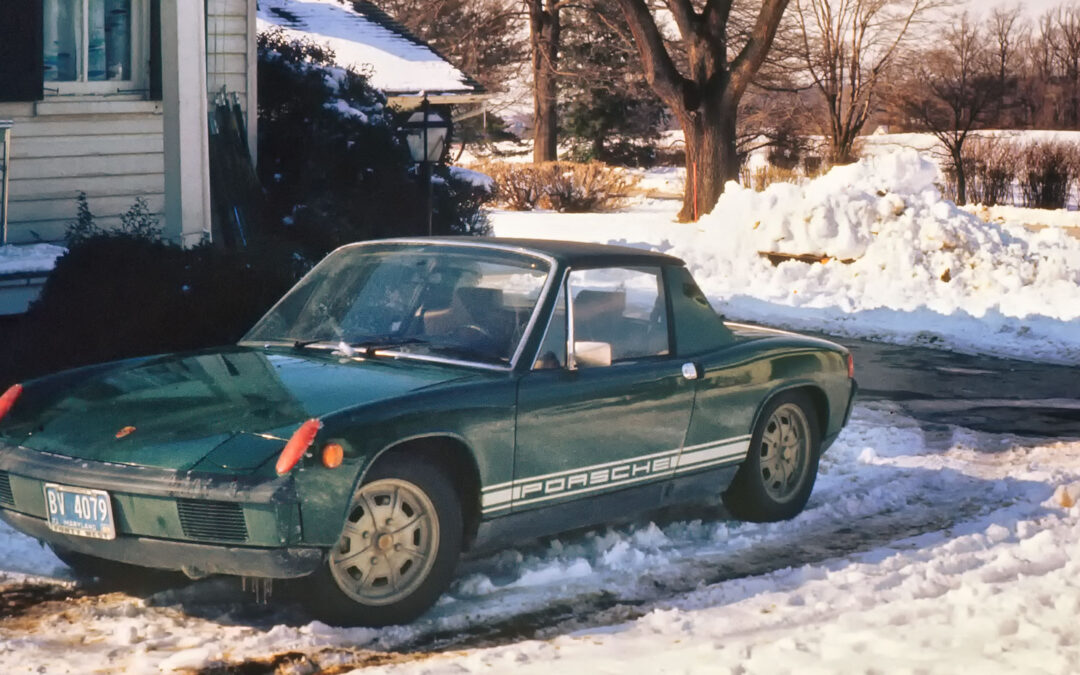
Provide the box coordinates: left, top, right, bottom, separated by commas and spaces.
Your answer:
968, 0, 1073, 18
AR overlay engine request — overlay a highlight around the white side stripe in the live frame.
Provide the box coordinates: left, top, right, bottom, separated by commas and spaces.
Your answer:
676, 437, 750, 469
479, 435, 752, 513
481, 487, 514, 508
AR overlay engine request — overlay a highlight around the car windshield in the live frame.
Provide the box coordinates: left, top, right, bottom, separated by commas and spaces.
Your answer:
243, 243, 551, 366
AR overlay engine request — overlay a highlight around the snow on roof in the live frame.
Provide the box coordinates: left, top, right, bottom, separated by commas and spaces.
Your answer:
257, 0, 483, 97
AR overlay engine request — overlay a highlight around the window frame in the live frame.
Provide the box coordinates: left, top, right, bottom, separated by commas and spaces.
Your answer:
42, 0, 150, 97
530, 265, 673, 371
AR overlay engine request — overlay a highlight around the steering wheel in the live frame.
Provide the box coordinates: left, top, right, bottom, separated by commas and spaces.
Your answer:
452, 324, 495, 344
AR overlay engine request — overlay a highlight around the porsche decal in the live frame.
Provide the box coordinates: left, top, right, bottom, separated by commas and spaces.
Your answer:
481, 436, 751, 514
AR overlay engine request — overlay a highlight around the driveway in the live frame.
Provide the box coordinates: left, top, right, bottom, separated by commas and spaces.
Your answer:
826, 333, 1080, 439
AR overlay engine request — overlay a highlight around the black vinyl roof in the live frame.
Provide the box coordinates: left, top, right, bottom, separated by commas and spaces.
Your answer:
427, 237, 685, 268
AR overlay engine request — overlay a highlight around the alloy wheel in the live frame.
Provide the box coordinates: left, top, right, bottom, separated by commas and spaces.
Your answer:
329, 478, 440, 606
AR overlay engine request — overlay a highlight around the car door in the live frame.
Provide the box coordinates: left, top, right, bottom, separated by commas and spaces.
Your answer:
506, 266, 697, 519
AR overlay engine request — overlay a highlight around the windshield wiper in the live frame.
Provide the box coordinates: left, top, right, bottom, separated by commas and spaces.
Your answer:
292, 339, 325, 350
349, 336, 428, 355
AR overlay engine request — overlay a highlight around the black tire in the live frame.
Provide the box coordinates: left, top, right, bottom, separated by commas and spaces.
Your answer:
305, 456, 463, 627
724, 391, 821, 522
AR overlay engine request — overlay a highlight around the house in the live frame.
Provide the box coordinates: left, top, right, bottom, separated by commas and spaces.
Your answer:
0, 1, 257, 249
256, 0, 487, 114
0, 0, 485, 315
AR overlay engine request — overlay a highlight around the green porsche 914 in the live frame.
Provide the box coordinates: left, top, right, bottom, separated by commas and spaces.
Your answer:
0, 238, 856, 625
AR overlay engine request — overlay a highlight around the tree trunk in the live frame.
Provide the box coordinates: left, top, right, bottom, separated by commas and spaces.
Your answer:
951, 147, 967, 206
530, 0, 560, 163
677, 98, 739, 222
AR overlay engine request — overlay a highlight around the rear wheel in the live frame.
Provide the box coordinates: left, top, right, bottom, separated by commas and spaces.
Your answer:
306, 456, 462, 626
724, 392, 821, 522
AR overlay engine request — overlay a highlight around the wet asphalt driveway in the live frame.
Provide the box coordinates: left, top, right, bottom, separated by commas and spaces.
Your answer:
823, 334, 1080, 439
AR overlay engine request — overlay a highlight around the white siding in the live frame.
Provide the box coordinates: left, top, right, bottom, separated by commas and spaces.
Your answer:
206, 0, 256, 161
0, 0, 257, 247
0, 101, 165, 244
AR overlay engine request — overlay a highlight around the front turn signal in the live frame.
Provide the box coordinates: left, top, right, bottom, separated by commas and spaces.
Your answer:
321, 443, 344, 469
0, 384, 23, 422
276, 418, 322, 475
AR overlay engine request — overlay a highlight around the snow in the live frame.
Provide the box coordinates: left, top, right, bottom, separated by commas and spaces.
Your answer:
4, 405, 1080, 672
448, 166, 495, 192
0, 244, 65, 275
257, 0, 479, 97
965, 203, 1080, 232
491, 150, 1080, 365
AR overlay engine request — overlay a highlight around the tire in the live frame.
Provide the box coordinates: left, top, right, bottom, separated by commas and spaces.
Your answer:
724, 391, 821, 522
305, 456, 463, 627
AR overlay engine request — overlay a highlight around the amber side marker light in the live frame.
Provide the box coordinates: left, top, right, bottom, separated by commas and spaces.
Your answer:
322, 443, 344, 469
847, 353, 855, 379
276, 419, 323, 475
0, 384, 24, 422
115, 426, 137, 439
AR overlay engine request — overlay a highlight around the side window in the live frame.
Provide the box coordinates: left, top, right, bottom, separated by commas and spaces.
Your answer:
533, 283, 567, 370
568, 267, 668, 365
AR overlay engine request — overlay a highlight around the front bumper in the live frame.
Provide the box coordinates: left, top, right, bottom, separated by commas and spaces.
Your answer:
0, 442, 323, 578
0, 509, 323, 578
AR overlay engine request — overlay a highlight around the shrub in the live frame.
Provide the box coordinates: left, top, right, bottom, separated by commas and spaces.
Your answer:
739, 164, 802, 192
65, 192, 163, 245
257, 28, 491, 255
1018, 140, 1079, 210
538, 162, 639, 212
471, 161, 638, 212
961, 137, 1019, 207
0, 231, 298, 382
469, 161, 544, 211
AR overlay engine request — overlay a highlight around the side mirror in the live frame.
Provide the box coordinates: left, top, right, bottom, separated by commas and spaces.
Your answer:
572, 341, 612, 368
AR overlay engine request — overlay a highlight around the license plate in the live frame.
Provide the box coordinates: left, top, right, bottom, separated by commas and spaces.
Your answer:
43, 483, 116, 540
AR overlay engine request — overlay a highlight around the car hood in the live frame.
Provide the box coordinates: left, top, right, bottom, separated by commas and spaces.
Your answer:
9, 347, 484, 471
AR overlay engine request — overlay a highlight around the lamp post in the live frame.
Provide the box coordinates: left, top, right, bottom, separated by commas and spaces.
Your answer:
402, 96, 450, 236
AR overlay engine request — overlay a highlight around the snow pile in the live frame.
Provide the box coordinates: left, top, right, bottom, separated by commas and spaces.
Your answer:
0, 243, 65, 275
492, 150, 1080, 363
966, 203, 1080, 232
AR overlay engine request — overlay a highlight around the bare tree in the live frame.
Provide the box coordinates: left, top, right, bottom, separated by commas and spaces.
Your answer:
365, 0, 527, 99
1050, 5, 1080, 127
896, 14, 999, 205
988, 4, 1026, 124
790, 0, 936, 165
527, 0, 571, 162
1017, 10, 1057, 127
613, 0, 791, 221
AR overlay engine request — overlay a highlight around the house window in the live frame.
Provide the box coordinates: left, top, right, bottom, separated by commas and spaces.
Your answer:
43, 0, 146, 94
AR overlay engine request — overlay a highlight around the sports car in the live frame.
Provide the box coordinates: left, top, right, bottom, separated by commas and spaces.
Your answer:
0, 238, 856, 625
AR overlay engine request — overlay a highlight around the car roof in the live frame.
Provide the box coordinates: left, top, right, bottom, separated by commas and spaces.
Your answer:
373, 237, 686, 268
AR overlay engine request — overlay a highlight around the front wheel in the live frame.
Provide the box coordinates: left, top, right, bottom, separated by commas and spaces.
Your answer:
724, 392, 821, 522
305, 457, 463, 626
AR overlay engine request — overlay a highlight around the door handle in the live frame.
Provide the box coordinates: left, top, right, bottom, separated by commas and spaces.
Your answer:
681, 362, 700, 380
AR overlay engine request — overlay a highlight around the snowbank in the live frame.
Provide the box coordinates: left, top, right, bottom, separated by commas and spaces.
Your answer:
0, 243, 66, 275
966, 203, 1080, 232
492, 150, 1080, 364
